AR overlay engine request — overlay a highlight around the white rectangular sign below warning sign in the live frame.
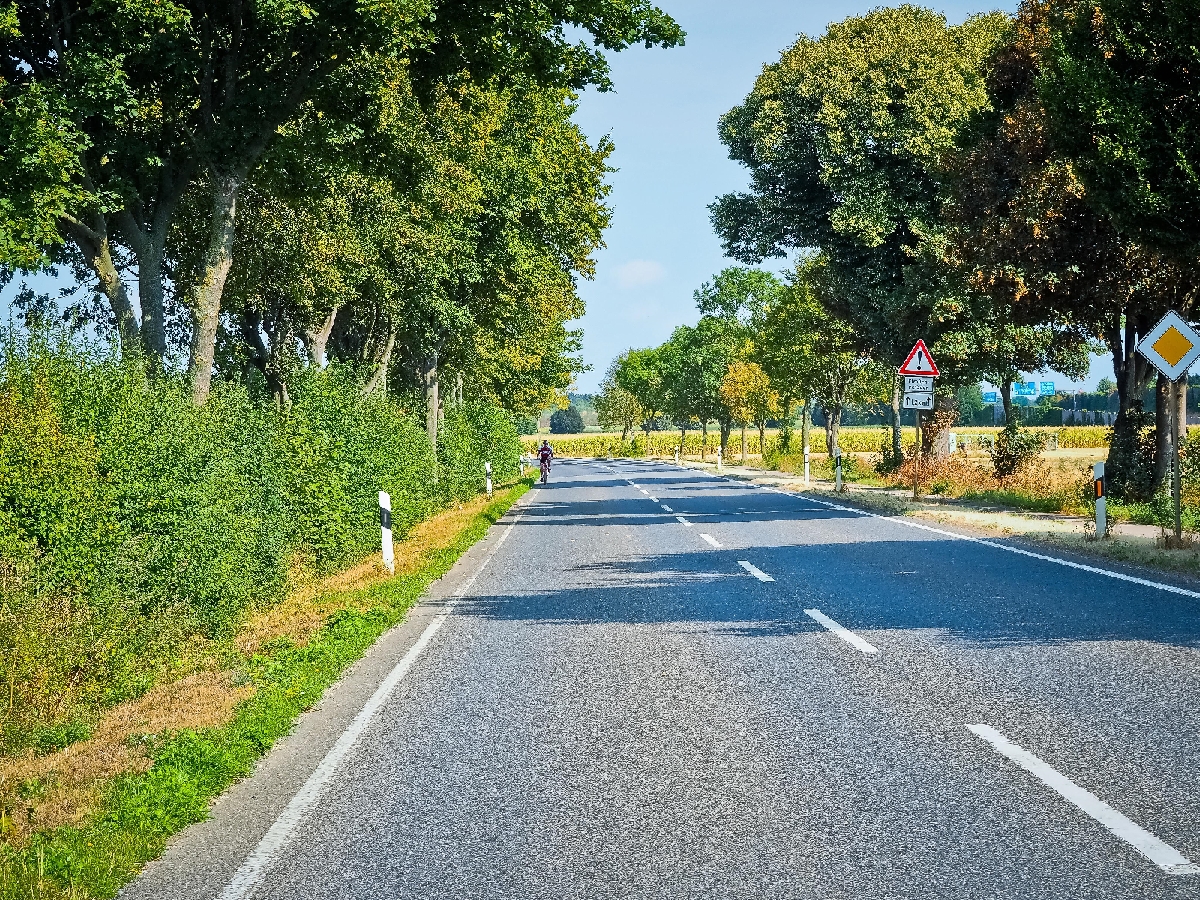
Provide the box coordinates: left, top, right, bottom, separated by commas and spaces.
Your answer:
904, 376, 934, 393
902, 392, 934, 410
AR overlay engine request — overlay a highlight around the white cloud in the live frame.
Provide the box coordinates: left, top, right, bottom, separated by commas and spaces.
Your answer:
614, 259, 666, 289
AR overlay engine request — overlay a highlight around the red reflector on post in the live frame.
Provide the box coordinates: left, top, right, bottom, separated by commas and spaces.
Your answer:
1095, 479, 1104, 500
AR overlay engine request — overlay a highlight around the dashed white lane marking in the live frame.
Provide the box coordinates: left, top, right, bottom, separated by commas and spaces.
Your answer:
218, 515, 524, 899
661, 504, 674, 513
803, 608, 878, 654
648, 496, 659, 502
699, 533, 721, 548
739, 560, 774, 582
774, 489, 1200, 602
965, 724, 1200, 875
676, 516, 693, 528
638, 488, 648, 494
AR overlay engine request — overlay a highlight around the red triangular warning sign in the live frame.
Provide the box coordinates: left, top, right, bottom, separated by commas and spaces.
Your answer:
898, 340, 939, 376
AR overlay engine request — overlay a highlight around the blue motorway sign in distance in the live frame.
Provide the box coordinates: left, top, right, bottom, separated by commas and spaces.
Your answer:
1039, 381, 1055, 395
1014, 383, 1037, 396
982, 391, 999, 403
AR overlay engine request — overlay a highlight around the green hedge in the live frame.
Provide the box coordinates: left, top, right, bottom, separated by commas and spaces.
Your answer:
0, 329, 519, 755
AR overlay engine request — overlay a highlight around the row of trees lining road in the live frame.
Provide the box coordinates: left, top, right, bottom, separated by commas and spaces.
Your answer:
594, 263, 892, 464
0, 0, 684, 425
702, 0, 1200, 501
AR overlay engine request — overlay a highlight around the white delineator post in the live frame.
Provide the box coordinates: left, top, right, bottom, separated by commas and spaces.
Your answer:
674, 447, 680, 466
485, 461, 493, 498
1094, 461, 1106, 538
717, 446, 723, 472
834, 447, 843, 492
379, 491, 394, 574
803, 443, 810, 486
519, 457, 525, 478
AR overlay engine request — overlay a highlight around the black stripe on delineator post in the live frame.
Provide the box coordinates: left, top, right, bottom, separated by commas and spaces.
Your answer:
380, 508, 392, 530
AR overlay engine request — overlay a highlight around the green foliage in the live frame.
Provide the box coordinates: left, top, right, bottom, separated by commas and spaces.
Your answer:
988, 418, 1044, 480
549, 405, 585, 434
1041, 0, 1200, 260
0, 328, 517, 755
438, 400, 521, 501
0, 481, 530, 900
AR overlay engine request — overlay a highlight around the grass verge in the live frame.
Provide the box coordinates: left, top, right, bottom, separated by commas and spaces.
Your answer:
0, 479, 532, 900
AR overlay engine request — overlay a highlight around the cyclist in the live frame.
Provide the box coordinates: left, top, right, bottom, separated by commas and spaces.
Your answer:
537, 440, 554, 483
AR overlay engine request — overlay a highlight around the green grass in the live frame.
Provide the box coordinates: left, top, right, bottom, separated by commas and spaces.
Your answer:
0, 479, 532, 900
957, 489, 1080, 514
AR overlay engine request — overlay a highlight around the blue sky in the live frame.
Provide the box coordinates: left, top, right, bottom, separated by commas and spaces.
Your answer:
568, 0, 1113, 393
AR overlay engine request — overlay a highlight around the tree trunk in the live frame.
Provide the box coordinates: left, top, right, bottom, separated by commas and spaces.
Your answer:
741, 424, 747, 464
1001, 378, 1013, 425
890, 376, 903, 461
64, 217, 140, 355
138, 237, 169, 363
1106, 312, 1156, 499
701, 421, 708, 460
778, 396, 793, 452
802, 398, 811, 458
1177, 376, 1188, 448
362, 330, 395, 396
679, 423, 687, 456
1155, 373, 1171, 490
620, 424, 629, 442
424, 352, 439, 450
189, 174, 242, 405
822, 404, 841, 456
719, 419, 732, 455
303, 305, 340, 368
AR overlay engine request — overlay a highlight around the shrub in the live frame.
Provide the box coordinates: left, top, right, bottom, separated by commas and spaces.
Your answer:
0, 328, 516, 755
988, 419, 1045, 480
549, 405, 585, 434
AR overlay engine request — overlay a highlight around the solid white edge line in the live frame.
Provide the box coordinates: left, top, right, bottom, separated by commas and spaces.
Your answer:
218, 512, 524, 900
803, 607, 878, 654
700, 533, 721, 548
676, 515, 693, 528
965, 724, 1200, 875
750, 484, 1200, 603
738, 560, 775, 582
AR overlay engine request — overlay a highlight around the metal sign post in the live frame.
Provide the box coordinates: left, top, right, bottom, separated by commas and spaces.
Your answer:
899, 341, 940, 501
1136, 311, 1200, 546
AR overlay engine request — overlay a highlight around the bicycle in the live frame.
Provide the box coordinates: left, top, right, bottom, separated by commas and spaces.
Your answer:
540, 458, 550, 484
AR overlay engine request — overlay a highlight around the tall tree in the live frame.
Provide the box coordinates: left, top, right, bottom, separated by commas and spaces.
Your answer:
0, 0, 682, 401
711, 6, 1008, 458
595, 354, 644, 440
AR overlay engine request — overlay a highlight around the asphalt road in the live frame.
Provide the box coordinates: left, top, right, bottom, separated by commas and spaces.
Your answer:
125, 459, 1200, 899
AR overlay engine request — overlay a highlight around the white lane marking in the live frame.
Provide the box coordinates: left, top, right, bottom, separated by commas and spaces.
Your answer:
648, 496, 659, 502
739, 560, 775, 582
965, 724, 1200, 875
638, 488, 648, 494
219, 515, 524, 899
790, 491, 1200, 602
700, 533, 722, 548
661, 504, 674, 513
804, 608, 878, 654
676, 515, 693, 528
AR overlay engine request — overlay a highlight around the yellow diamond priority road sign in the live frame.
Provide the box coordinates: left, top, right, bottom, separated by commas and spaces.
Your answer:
1138, 311, 1200, 382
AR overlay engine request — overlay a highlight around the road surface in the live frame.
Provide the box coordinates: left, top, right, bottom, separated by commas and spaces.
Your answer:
124, 459, 1200, 899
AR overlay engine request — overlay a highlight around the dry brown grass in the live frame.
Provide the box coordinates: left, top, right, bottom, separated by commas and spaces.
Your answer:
235, 492, 495, 655
0, 671, 251, 847
0, 490, 502, 850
